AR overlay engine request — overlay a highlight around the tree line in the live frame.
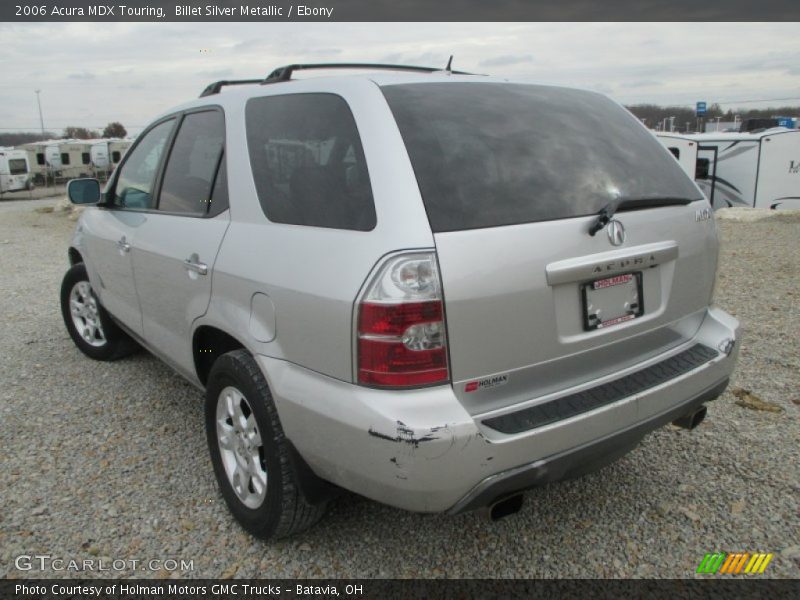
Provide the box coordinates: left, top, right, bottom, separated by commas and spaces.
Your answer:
625, 104, 799, 132
0, 122, 127, 146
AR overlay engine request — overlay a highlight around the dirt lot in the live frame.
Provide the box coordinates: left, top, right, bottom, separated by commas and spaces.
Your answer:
0, 201, 798, 579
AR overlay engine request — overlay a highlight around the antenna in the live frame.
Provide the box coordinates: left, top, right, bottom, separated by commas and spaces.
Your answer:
445, 55, 453, 73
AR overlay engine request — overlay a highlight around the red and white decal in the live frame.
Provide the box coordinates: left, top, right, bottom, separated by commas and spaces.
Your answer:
465, 374, 509, 393
593, 273, 633, 290
597, 314, 636, 329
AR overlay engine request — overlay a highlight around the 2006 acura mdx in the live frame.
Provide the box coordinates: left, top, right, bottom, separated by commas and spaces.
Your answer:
61, 63, 740, 539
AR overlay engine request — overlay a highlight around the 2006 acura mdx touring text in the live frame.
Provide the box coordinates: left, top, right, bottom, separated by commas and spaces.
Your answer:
60, 63, 740, 539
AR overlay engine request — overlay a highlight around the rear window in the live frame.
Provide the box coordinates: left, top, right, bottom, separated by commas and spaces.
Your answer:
245, 93, 376, 231
9, 159, 27, 175
382, 83, 701, 232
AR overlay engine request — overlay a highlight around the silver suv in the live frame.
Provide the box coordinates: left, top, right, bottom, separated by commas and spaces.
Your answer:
61, 63, 740, 539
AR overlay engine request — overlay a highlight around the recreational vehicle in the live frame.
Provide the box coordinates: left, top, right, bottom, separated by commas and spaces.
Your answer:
655, 132, 699, 179
0, 148, 31, 193
55, 140, 94, 180
691, 128, 800, 210
107, 139, 131, 171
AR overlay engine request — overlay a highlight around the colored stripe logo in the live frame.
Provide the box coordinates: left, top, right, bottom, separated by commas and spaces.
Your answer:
697, 552, 773, 574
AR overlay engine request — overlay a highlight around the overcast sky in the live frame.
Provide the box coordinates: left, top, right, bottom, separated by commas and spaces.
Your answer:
1, 22, 799, 136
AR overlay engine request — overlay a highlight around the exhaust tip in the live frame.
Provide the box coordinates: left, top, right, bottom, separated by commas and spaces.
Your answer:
673, 405, 707, 430
489, 493, 524, 521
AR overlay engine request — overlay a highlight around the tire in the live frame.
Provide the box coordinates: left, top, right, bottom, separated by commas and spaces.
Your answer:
205, 349, 327, 539
60, 262, 139, 361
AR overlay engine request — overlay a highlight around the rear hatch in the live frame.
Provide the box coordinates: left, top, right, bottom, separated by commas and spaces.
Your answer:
382, 82, 717, 415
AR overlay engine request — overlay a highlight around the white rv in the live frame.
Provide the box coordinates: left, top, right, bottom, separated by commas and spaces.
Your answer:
107, 139, 132, 171
0, 148, 31, 193
54, 140, 94, 180
655, 132, 699, 179
690, 128, 800, 210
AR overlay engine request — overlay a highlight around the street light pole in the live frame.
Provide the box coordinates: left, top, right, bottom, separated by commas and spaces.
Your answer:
35, 89, 45, 139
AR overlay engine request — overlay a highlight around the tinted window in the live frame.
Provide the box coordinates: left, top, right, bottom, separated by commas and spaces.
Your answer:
382, 83, 702, 232
113, 119, 174, 209
112, 151, 121, 163
82, 152, 91, 165
159, 111, 225, 215
36, 153, 45, 165
9, 159, 27, 175
61, 153, 70, 165
246, 93, 376, 231
668, 147, 680, 159
696, 158, 710, 180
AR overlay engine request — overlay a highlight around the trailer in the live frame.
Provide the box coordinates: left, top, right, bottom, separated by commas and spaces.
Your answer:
0, 148, 32, 193
654, 132, 699, 179
20, 140, 63, 185
689, 128, 800, 210
54, 140, 94, 180
107, 139, 132, 171
86, 138, 132, 179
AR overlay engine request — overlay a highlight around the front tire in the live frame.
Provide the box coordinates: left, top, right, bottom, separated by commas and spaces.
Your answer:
205, 349, 327, 539
60, 262, 138, 361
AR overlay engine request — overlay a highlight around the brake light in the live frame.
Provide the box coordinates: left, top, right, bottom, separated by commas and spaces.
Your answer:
357, 252, 449, 387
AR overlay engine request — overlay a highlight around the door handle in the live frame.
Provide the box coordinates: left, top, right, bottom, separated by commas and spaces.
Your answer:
117, 237, 130, 253
184, 256, 208, 276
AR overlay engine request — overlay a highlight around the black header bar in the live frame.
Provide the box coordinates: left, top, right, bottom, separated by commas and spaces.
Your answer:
3, 0, 800, 22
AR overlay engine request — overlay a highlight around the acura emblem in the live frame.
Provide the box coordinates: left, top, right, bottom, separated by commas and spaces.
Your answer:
607, 219, 626, 246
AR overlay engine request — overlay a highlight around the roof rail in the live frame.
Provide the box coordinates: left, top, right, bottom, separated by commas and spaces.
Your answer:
263, 62, 476, 84
199, 79, 265, 98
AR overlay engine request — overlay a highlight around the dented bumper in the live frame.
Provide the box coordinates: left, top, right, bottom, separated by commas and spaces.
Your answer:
257, 307, 739, 513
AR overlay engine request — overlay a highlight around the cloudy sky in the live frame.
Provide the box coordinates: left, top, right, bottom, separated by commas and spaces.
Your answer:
1, 22, 799, 136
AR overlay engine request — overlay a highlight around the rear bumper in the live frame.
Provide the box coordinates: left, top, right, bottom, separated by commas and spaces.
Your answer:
448, 377, 728, 514
258, 306, 739, 513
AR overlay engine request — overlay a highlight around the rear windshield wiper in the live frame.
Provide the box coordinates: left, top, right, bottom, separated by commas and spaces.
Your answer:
588, 197, 694, 236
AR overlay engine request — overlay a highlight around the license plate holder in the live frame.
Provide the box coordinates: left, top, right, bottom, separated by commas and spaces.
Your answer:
581, 272, 644, 331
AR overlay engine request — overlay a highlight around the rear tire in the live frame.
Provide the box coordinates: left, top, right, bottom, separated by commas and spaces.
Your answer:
205, 349, 327, 539
60, 262, 138, 361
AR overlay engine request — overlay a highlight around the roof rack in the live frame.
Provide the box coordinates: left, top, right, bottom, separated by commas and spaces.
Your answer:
199, 62, 479, 97
199, 79, 265, 98
262, 62, 476, 84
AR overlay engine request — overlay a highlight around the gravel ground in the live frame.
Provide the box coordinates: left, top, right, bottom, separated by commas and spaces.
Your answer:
1, 201, 798, 579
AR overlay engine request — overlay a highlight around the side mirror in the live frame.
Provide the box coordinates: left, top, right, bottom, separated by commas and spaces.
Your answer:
67, 178, 101, 205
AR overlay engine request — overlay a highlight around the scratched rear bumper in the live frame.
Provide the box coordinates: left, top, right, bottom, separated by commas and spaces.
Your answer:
256, 307, 739, 513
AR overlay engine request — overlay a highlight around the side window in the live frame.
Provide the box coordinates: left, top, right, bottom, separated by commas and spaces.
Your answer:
113, 119, 174, 209
158, 110, 225, 215
36, 153, 45, 165
61, 153, 70, 165
245, 93, 376, 231
696, 158, 710, 180
82, 152, 91, 165
112, 151, 121, 163
668, 147, 680, 160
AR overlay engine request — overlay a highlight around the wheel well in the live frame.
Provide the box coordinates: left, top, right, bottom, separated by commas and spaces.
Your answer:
193, 326, 245, 386
68, 247, 83, 265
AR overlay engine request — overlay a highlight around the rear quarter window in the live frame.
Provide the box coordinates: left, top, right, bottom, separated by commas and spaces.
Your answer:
245, 93, 376, 231
382, 83, 701, 232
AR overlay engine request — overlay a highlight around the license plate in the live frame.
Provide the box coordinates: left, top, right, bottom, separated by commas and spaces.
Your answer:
581, 272, 644, 330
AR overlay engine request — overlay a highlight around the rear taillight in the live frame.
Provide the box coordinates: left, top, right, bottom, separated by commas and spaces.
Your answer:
357, 252, 449, 388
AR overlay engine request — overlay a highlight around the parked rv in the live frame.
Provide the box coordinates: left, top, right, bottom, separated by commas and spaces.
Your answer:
56, 140, 94, 180
691, 128, 800, 210
0, 148, 32, 193
107, 139, 132, 171
655, 133, 699, 179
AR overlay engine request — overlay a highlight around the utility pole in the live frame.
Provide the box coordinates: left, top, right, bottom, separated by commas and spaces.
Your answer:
35, 89, 45, 139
